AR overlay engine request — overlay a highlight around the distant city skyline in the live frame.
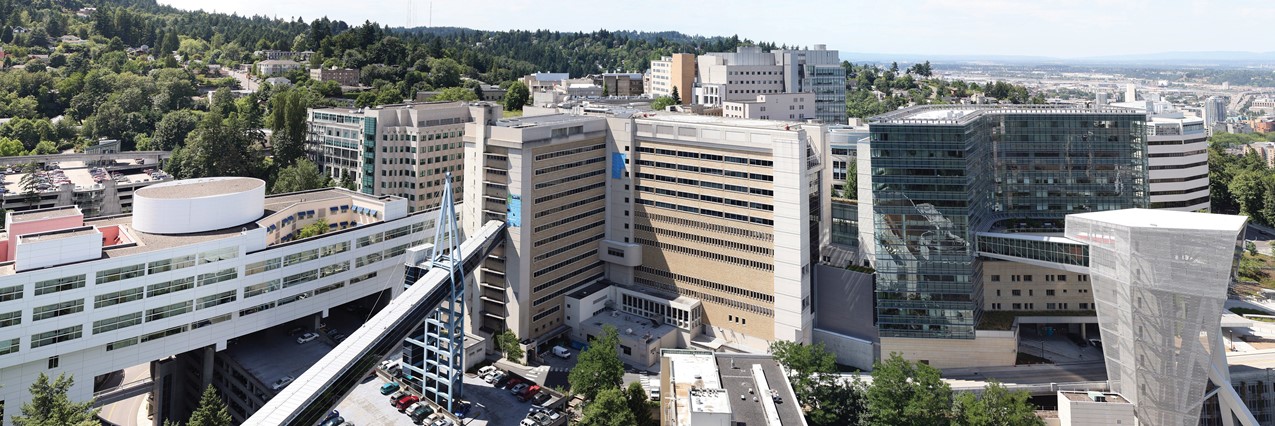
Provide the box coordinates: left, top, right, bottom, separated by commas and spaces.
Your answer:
158, 0, 1275, 59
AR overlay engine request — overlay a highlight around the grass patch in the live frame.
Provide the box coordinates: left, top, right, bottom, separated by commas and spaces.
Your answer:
503, 109, 525, 118
977, 310, 1097, 331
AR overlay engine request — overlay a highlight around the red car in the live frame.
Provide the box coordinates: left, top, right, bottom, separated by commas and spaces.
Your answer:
394, 395, 419, 411
518, 385, 541, 402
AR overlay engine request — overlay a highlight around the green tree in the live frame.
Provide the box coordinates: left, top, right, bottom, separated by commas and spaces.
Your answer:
151, 110, 202, 151
670, 86, 681, 105
842, 159, 858, 199
1230, 170, 1266, 220
771, 341, 866, 425
952, 381, 1043, 426
427, 58, 464, 89
268, 88, 308, 167
650, 96, 677, 111
624, 381, 656, 426
298, 219, 328, 239
1247, 240, 1259, 256
431, 87, 479, 102
495, 329, 525, 364
169, 113, 264, 180
187, 385, 232, 426
504, 81, 529, 111
578, 388, 636, 426
0, 137, 26, 157
271, 159, 328, 194
864, 353, 953, 426
12, 373, 100, 426
30, 141, 58, 155
568, 324, 624, 401
770, 341, 837, 401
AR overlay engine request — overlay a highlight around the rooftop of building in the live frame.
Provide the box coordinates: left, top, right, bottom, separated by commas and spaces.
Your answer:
566, 279, 611, 300
135, 177, 262, 199
10, 205, 80, 222
220, 324, 337, 393
662, 349, 805, 426
258, 59, 300, 65
1060, 391, 1129, 404
638, 111, 808, 131
871, 104, 1145, 126
581, 308, 678, 345
19, 226, 98, 242
1069, 208, 1248, 232
495, 113, 602, 128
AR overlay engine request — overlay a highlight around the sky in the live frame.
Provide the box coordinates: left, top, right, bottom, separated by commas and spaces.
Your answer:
157, 0, 1273, 58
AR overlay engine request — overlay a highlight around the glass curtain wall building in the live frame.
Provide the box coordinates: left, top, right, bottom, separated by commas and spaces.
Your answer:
867, 105, 1147, 339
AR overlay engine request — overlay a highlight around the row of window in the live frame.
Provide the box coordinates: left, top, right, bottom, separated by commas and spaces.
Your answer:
635, 211, 773, 242
94, 247, 239, 286
533, 194, 606, 219
637, 185, 774, 213
534, 143, 606, 161
633, 276, 773, 317
635, 266, 773, 303
532, 271, 604, 307
633, 224, 772, 256
635, 238, 773, 271
534, 220, 604, 248
990, 302, 1091, 311
534, 181, 606, 205
636, 172, 775, 197
635, 160, 774, 182
534, 169, 607, 190
636, 198, 775, 226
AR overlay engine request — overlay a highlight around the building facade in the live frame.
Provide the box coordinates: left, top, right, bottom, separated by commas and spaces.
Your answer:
256, 60, 302, 76
0, 178, 439, 425
309, 67, 359, 87
604, 114, 823, 350
773, 45, 847, 123
589, 73, 644, 97
462, 112, 610, 348
649, 54, 696, 105
307, 102, 493, 212
864, 105, 1147, 343
1204, 96, 1228, 126
694, 46, 785, 107
721, 93, 816, 121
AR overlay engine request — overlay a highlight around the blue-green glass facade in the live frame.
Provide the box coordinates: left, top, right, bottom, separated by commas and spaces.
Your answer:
868, 106, 1147, 339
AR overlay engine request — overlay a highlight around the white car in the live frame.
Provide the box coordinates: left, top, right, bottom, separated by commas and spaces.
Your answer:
296, 332, 319, 344
478, 365, 498, 376
271, 376, 294, 390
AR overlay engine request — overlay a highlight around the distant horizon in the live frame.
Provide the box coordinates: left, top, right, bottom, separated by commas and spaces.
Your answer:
157, 0, 1275, 59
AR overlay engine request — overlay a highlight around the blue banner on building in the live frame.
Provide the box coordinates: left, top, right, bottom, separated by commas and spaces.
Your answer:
612, 153, 626, 179
507, 194, 522, 227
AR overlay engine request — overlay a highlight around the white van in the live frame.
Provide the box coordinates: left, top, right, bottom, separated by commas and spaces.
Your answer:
552, 346, 571, 359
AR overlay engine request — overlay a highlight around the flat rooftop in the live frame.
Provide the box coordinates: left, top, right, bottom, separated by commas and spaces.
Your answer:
1, 161, 168, 195
716, 354, 805, 426
19, 226, 98, 242
136, 177, 263, 199
639, 112, 805, 131
11, 205, 81, 222
496, 113, 601, 128
1061, 391, 1129, 404
221, 324, 336, 390
584, 308, 678, 345
1069, 208, 1248, 232
871, 104, 1144, 126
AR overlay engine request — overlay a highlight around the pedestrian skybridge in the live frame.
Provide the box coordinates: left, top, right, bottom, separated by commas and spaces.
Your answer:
244, 220, 505, 426
975, 232, 1090, 273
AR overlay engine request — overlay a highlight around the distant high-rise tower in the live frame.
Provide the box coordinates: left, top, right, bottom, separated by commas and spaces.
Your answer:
1204, 96, 1228, 125
1125, 84, 1137, 102
1095, 92, 1109, 106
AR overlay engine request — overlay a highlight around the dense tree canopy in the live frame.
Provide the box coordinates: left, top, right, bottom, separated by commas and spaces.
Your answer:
12, 373, 100, 426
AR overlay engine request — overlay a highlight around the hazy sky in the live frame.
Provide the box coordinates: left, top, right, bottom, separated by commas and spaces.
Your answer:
158, 0, 1270, 58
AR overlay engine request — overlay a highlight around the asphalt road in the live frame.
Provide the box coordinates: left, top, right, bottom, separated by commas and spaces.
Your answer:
98, 363, 153, 426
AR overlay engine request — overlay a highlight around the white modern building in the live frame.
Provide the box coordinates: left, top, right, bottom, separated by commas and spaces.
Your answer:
721, 93, 815, 121
1204, 96, 1229, 126
1065, 209, 1257, 426
1114, 95, 1210, 212
0, 177, 440, 424
694, 46, 785, 107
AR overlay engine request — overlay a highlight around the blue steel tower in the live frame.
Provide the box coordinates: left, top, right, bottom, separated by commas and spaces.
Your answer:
402, 172, 465, 412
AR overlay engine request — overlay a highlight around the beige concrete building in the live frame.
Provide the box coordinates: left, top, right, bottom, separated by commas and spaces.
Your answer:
462, 112, 609, 348
306, 101, 486, 212
602, 114, 823, 351
650, 54, 696, 105
309, 67, 359, 87
981, 261, 1094, 312
722, 93, 816, 121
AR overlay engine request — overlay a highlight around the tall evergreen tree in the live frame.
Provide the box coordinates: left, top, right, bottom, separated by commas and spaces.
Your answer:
12, 373, 100, 426
187, 385, 232, 426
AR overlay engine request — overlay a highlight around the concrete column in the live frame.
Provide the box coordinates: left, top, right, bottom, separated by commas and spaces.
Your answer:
312, 313, 323, 331
201, 347, 215, 390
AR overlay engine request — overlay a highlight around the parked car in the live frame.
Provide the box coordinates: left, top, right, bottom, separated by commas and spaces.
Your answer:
493, 374, 512, 388
396, 395, 420, 411
453, 401, 472, 418
318, 416, 345, 426
380, 382, 401, 395
484, 371, 504, 384
388, 390, 406, 403
505, 377, 525, 389
270, 376, 294, 390
408, 404, 434, 423
296, 332, 319, 344
1089, 339, 1103, 350
518, 385, 541, 402
478, 365, 498, 376
552, 346, 571, 359
333, 333, 348, 342
649, 387, 660, 401
510, 383, 530, 396
531, 391, 552, 405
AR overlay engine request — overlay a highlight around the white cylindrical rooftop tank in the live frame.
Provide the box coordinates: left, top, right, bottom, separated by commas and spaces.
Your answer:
132, 177, 266, 234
